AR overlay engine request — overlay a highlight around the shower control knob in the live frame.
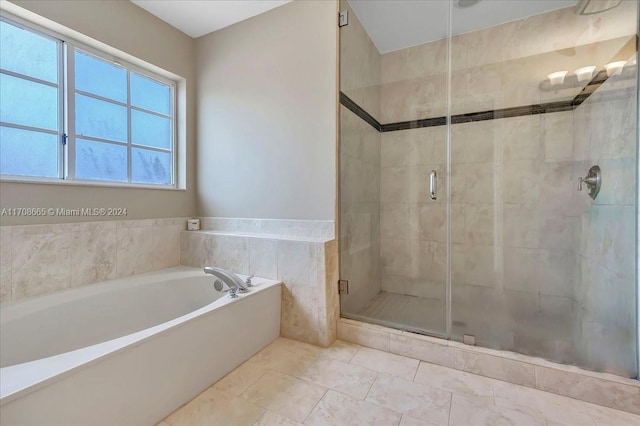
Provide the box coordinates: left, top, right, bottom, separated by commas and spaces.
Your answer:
578, 165, 601, 200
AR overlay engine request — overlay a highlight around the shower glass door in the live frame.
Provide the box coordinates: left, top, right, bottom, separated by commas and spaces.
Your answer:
339, 0, 639, 378
448, 0, 638, 377
338, 0, 450, 336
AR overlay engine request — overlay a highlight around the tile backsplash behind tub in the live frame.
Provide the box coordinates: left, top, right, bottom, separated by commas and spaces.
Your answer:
0, 218, 187, 302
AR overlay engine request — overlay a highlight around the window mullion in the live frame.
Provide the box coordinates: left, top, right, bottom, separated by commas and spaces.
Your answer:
57, 39, 65, 179
65, 43, 76, 180
127, 69, 132, 183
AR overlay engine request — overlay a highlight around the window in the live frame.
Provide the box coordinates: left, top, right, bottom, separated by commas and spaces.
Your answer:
0, 17, 176, 186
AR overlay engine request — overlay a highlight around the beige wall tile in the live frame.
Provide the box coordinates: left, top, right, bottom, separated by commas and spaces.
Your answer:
411, 203, 446, 242
249, 238, 278, 280
4, 219, 184, 302
451, 121, 496, 164
281, 283, 320, 345
453, 348, 536, 388
70, 229, 117, 287
535, 366, 640, 415
116, 225, 180, 277
503, 247, 540, 293
209, 234, 250, 274
12, 231, 71, 298
451, 244, 496, 287
503, 203, 539, 248
542, 112, 573, 162
380, 203, 410, 241
277, 240, 319, 287
337, 320, 391, 352
0, 227, 12, 302
390, 333, 453, 368
180, 231, 211, 267
381, 132, 410, 167
381, 167, 409, 204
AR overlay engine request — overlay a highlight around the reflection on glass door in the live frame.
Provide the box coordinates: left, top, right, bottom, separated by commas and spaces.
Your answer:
338, 0, 450, 336
448, 0, 638, 377
338, 0, 638, 378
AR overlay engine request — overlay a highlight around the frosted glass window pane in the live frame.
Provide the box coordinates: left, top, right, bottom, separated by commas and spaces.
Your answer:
0, 73, 58, 130
75, 94, 127, 142
75, 138, 127, 181
131, 110, 171, 149
132, 148, 171, 185
75, 50, 126, 103
130, 73, 170, 115
0, 126, 58, 177
0, 20, 58, 83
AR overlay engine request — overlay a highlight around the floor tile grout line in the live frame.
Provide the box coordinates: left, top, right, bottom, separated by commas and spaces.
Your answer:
349, 346, 365, 365
362, 371, 379, 401
236, 376, 302, 425
301, 387, 329, 424
411, 360, 420, 382
235, 365, 271, 397
447, 392, 454, 426
580, 400, 601, 426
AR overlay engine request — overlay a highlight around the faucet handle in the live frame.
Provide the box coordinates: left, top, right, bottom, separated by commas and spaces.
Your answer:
246, 274, 255, 287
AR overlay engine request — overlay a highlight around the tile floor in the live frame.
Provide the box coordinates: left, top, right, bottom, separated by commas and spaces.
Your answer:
159, 337, 640, 426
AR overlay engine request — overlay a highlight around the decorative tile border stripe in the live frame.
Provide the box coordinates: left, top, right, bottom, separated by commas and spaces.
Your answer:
340, 65, 638, 133
337, 318, 640, 415
339, 92, 382, 132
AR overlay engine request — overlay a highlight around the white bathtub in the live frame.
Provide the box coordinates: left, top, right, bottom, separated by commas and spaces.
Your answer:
0, 266, 281, 425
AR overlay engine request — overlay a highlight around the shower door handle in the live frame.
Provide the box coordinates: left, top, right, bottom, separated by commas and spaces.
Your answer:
429, 170, 437, 200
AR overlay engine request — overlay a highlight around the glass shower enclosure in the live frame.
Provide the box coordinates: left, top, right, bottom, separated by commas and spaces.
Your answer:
339, 0, 639, 378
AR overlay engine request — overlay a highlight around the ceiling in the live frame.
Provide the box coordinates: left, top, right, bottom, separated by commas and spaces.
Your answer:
131, 0, 291, 38
348, 0, 578, 53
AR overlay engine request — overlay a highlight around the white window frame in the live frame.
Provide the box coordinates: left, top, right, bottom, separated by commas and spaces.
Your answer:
0, 14, 178, 189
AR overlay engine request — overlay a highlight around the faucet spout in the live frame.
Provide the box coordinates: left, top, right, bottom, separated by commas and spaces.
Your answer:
203, 266, 249, 293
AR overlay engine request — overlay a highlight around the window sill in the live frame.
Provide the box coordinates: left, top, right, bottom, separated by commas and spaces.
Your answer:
0, 176, 186, 191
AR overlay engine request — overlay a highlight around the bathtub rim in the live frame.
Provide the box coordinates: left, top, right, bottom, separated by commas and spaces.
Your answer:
0, 266, 281, 404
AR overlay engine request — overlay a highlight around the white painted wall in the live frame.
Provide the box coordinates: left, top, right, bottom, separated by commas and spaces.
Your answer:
195, 0, 338, 220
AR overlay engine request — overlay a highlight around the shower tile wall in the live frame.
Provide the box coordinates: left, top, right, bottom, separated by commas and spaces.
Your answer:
573, 56, 638, 376
339, 0, 381, 315
341, 0, 637, 376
